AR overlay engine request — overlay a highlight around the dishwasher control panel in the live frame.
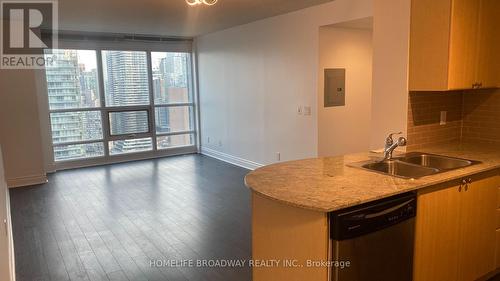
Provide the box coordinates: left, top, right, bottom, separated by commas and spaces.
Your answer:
330, 192, 416, 240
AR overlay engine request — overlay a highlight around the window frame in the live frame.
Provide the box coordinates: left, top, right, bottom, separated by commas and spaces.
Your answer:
42, 39, 199, 170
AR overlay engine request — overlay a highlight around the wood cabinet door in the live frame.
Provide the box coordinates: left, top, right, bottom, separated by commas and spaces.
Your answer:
408, 0, 453, 91
413, 183, 462, 281
496, 229, 500, 269
447, 0, 481, 90
475, 0, 500, 88
458, 176, 498, 281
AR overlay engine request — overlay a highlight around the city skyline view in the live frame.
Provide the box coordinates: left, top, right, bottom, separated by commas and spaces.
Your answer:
44, 49, 194, 161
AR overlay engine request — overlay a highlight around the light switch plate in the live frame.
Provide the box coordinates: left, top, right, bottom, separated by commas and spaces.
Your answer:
303, 106, 311, 116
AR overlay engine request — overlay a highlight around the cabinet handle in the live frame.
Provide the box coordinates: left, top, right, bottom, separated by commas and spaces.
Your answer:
459, 179, 467, 192
460, 179, 470, 192
465, 178, 472, 191
472, 82, 483, 89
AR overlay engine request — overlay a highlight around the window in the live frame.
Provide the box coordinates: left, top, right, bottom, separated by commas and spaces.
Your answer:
46, 50, 100, 109
50, 111, 102, 143
102, 51, 150, 107
109, 137, 153, 155
157, 134, 194, 150
45, 50, 105, 161
155, 106, 193, 134
151, 52, 190, 104
151, 52, 195, 150
44, 47, 196, 165
109, 111, 150, 136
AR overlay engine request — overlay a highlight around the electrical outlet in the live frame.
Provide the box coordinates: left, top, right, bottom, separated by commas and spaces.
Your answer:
440, 111, 447, 125
276, 152, 281, 162
207, 137, 211, 144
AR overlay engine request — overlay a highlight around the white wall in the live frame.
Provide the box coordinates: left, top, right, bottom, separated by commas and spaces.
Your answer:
0, 68, 48, 187
369, 0, 411, 150
318, 25, 373, 157
196, 0, 373, 168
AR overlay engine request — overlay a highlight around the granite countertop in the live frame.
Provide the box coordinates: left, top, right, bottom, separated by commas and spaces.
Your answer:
244, 143, 500, 212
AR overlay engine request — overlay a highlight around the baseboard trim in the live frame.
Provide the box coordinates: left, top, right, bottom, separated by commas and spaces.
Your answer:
201, 147, 264, 170
7, 174, 48, 188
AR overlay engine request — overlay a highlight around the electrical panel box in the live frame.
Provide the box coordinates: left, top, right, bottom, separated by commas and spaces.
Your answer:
324, 68, 346, 107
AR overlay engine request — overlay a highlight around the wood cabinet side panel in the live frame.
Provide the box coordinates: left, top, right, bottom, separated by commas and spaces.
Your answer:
252, 193, 329, 281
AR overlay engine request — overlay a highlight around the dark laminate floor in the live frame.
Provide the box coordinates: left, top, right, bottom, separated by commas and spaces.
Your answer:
9, 154, 252, 281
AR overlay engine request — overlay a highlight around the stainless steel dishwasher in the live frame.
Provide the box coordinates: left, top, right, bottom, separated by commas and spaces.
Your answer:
329, 192, 416, 281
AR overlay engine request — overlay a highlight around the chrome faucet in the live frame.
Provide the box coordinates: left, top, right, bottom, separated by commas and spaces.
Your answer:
384, 132, 407, 160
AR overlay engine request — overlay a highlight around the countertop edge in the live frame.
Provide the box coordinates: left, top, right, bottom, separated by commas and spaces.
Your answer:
245, 161, 500, 213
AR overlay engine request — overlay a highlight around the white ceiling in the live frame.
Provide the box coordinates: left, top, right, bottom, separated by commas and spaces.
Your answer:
54, 0, 333, 37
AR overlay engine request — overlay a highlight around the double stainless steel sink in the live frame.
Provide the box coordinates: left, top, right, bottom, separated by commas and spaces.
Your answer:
349, 152, 480, 179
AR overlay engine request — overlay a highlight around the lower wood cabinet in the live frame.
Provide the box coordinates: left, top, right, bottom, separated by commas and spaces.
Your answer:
413, 180, 462, 281
496, 187, 500, 270
496, 229, 500, 269
414, 172, 499, 281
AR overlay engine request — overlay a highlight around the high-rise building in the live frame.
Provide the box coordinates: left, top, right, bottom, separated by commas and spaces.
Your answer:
103, 51, 149, 106
153, 53, 192, 148
45, 50, 85, 160
46, 50, 193, 159
45, 50, 102, 161
103, 51, 152, 154
159, 53, 187, 89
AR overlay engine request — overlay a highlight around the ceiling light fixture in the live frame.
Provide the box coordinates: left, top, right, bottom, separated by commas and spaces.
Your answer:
186, 0, 218, 6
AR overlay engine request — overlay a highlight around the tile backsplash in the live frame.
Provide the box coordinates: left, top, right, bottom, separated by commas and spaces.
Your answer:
407, 88, 500, 150
407, 91, 463, 150
462, 89, 500, 145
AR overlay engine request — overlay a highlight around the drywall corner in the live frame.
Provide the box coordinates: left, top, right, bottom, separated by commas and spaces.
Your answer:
369, 0, 411, 150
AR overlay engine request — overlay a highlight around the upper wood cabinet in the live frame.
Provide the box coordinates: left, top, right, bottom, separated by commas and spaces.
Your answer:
475, 0, 500, 89
409, 0, 500, 91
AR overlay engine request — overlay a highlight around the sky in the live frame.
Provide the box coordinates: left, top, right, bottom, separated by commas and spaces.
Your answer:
77, 50, 97, 70
73, 50, 185, 73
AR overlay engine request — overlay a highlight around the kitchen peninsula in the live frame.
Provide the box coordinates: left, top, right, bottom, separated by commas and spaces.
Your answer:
245, 143, 500, 281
